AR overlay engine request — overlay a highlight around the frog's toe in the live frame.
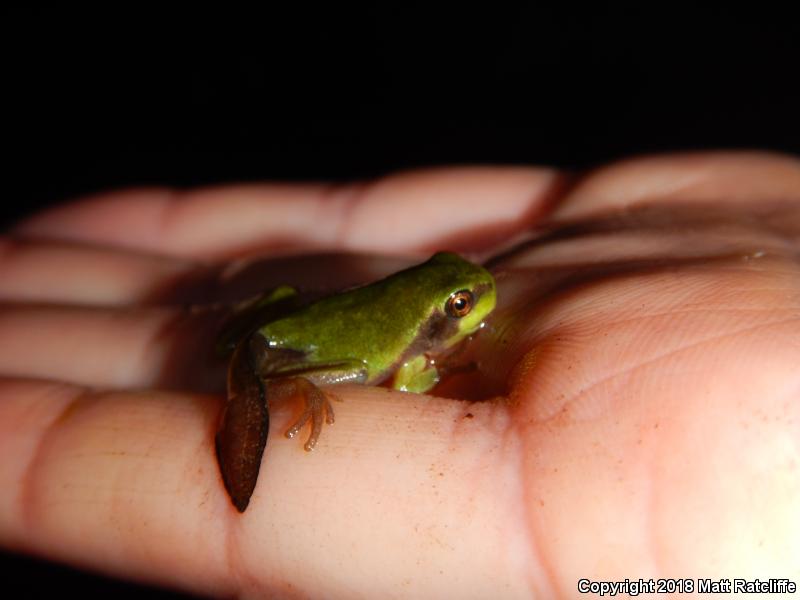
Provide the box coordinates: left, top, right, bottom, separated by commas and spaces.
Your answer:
285, 410, 311, 440
285, 383, 334, 451
323, 393, 336, 424
304, 395, 335, 450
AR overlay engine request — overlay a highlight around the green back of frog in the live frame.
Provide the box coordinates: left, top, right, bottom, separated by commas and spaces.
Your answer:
256, 252, 496, 383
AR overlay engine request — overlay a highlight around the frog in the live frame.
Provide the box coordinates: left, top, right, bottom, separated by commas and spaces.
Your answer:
215, 252, 497, 512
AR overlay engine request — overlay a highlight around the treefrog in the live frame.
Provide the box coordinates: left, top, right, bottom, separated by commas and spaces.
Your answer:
215, 252, 497, 511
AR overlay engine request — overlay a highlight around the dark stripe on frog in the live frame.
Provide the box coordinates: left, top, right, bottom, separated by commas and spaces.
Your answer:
372, 308, 459, 385
374, 282, 493, 384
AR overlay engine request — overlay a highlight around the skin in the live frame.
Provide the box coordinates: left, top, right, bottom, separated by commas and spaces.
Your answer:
216, 252, 497, 511
0, 155, 799, 598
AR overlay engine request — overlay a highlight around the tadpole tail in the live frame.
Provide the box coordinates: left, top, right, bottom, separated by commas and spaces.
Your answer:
215, 337, 269, 512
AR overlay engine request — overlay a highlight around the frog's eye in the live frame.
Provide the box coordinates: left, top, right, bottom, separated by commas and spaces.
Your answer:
446, 290, 474, 318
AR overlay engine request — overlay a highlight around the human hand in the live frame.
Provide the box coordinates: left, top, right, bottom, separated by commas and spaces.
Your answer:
1, 152, 799, 597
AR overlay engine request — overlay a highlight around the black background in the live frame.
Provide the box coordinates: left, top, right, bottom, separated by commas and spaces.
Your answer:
1, 6, 799, 598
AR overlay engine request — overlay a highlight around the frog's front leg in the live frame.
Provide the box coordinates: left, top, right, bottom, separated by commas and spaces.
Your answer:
392, 354, 440, 393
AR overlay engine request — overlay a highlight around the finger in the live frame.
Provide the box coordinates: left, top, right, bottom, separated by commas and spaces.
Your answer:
0, 304, 224, 392
0, 237, 424, 307
0, 238, 200, 306
0, 379, 233, 598
557, 150, 800, 218
0, 378, 535, 597
14, 167, 562, 260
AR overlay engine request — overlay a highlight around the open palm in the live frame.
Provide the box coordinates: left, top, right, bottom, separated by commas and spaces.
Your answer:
1, 152, 799, 597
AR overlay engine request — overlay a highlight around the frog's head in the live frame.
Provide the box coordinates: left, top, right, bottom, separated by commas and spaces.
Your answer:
417, 252, 497, 349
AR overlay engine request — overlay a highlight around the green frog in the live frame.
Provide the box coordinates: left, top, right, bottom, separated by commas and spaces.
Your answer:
215, 252, 497, 511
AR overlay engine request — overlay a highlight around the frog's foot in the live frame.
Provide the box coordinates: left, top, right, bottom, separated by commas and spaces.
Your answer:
284, 378, 337, 451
